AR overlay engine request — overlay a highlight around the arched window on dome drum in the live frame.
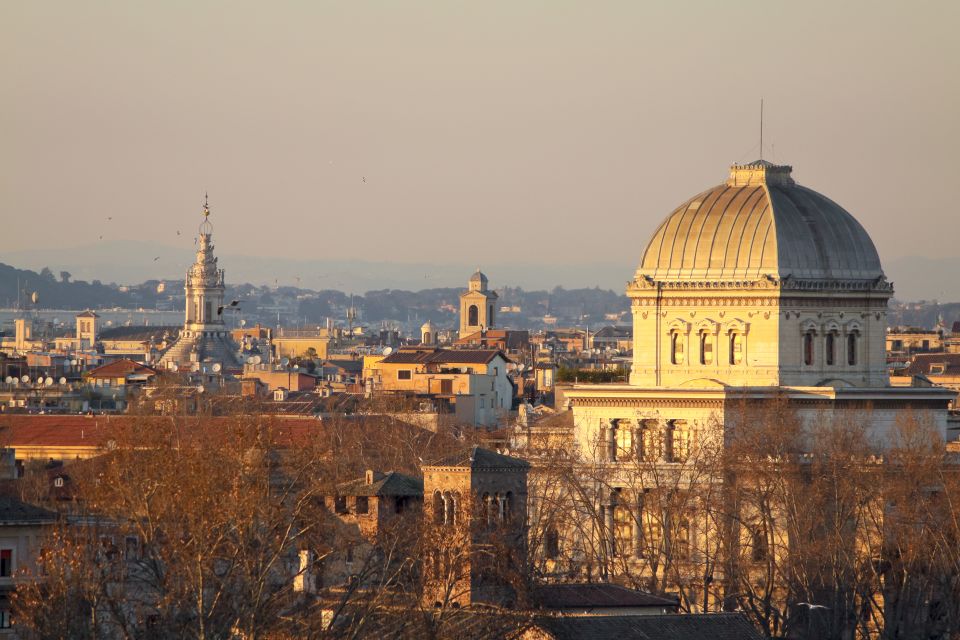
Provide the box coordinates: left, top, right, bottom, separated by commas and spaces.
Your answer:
468, 305, 479, 327
848, 332, 858, 366
803, 331, 815, 366
729, 332, 743, 365
671, 332, 684, 365
699, 332, 713, 365
826, 332, 836, 366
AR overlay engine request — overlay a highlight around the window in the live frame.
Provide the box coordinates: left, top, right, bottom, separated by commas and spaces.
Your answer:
699, 332, 713, 365
803, 331, 815, 366
345, 546, 354, 565
54, 476, 64, 488
847, 333, 857, 366
613, 492, 632, 556
0, 611, 9, 629
729, 332, 743, 365
751, 525, 769, 562
931, 364, 947, 375
125, 536, 140, 560
355, 496, 369, 514
616, 422, 633, 460
489, 305, 494, 326
433, 491, 444, 525
334, 496, 348, 514
663, 422, 675, 462
397, 370, 412, 380
395, 496, 407, 514
0, 549, 11, 577
671, 332, 684, 365
639, 421, 658, 461
826, 333, 836, 366
545, 526, 560, 560
673, 516, 691, 561
468, 305, 479, 327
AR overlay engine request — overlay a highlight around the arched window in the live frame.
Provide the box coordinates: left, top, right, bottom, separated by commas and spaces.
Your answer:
803, 331, 815, 366
639, 421, 658, 461
433, 491, 444, 525
489, 305, 494, 326
482, 492, 493, 527
847, 332, 858, 366
729, 332, 743, 365
671, 332, 684, 365
699, 332, 713, 365
826, 332, 836, 366
468, 305, 479, 327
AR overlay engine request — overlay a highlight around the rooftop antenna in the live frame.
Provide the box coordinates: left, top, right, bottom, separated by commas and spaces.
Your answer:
759, 98, 764, 161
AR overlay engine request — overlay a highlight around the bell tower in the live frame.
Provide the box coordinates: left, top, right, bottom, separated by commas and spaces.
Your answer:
458, 269, 498, 338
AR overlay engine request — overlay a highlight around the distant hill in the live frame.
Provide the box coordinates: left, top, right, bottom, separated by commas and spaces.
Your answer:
0, 262, 132, 309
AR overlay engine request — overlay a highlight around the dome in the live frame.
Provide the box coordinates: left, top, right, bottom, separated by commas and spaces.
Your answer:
637, 161, 884, 283
470, 269, 488, 284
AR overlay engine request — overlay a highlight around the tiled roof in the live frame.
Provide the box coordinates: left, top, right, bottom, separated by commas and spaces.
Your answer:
0, 414, 327, 449
0, 495, 57, 524
529, 612, 763, 640
427, 446, 529, 471
380, 348, 508, 366
336, 471, 424, 497
87, 358, 159, 378
532, 583, 678, 609
75, 310, 100, 318
903, 353, 960, 377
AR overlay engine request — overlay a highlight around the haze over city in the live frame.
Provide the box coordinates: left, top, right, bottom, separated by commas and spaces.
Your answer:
4, 1, 959, 298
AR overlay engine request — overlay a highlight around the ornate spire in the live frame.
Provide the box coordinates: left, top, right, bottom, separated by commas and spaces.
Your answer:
200, 193, 214, 235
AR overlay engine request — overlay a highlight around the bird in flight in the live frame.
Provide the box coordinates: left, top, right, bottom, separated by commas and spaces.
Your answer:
98, 235, 103, 240
177, 230, 181, 236
153, 256, 160, 261
107, 216, 112, 221
362, 176, 366, 183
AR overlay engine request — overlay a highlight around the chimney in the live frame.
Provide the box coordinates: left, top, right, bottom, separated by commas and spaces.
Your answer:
365, 469, 374, 485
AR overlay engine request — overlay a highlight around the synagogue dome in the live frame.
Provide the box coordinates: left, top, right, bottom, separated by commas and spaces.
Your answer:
637, 161, 884, 283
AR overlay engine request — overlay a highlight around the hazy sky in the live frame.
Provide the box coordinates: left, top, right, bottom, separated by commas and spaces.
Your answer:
3, 1, 959, 280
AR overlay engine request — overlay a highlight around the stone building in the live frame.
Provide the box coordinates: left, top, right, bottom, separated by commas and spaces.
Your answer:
422, 447, 529, 608
531, 159, 957, 620
459, 270, 498, 338
158, 198, 241, 369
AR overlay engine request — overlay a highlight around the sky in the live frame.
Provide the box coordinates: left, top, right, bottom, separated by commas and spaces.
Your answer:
2, 1, 959, 295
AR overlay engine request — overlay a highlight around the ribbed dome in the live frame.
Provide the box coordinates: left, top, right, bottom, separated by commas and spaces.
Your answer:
637, 162, 884, 282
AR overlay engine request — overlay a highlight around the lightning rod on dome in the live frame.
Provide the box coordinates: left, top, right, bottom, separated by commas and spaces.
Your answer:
759, 98, 764, 161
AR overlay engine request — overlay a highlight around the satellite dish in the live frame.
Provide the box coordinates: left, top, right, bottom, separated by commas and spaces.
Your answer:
239, 319, 247, 327
31, 291, 38, 304
252, 355, 262, 365
212, 363, 222, 373
70, 359, 78, 366
4, 376, 11, 384
21, 375, 30, 384
197, 385, 205, 394
59, 377, 67, 385
45, 377, 54, 386
280, 357, 290, 367
246, 356, 255, 365
382, 347, 393, 356
156, 282, 166, 293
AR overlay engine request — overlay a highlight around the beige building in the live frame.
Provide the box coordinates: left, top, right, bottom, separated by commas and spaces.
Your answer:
550, 159, 955, 601
459, 270, 498, 338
